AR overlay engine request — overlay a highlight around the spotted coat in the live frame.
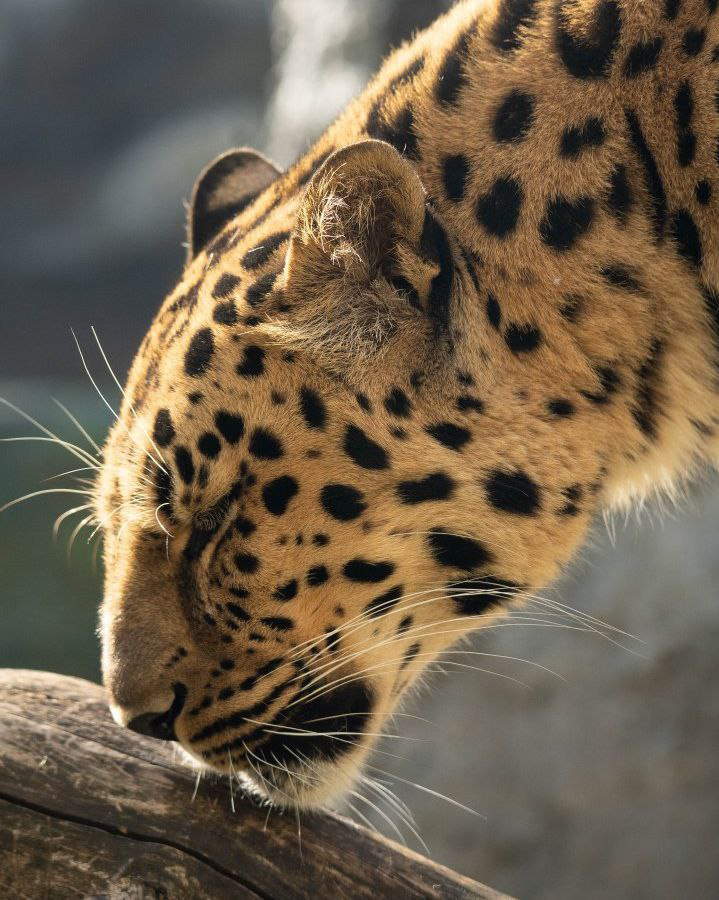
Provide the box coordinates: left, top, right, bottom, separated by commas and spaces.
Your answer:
99, 0, 719, 809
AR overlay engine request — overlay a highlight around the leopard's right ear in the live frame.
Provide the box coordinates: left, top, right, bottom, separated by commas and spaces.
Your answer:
187, 148, 283, 261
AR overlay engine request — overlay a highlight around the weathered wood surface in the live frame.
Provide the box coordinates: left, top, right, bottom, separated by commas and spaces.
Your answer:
0, 669, 511, 900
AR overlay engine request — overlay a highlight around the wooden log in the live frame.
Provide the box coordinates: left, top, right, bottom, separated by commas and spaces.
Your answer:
0, 669, 511, 899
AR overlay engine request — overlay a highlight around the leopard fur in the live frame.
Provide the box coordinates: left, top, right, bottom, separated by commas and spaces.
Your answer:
98, 0, 719, 808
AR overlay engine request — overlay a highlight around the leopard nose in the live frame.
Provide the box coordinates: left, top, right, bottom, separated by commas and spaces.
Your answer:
126, 682, 188, 742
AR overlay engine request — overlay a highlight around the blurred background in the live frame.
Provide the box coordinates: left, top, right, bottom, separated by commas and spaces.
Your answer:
1, 2, 718, 898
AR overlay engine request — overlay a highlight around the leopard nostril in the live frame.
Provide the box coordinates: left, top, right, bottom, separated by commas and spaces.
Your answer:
126, 682, 188, 742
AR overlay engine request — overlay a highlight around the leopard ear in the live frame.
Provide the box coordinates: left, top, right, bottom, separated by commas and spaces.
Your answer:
286, 139, 438, 296
187, 148, 282, 260
280, 140, 451, 365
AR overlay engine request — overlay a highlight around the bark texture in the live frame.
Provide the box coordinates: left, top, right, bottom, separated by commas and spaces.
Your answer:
0, 669, 509, 900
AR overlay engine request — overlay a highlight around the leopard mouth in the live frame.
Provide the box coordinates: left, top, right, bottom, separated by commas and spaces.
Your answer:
174, 679, 376, 809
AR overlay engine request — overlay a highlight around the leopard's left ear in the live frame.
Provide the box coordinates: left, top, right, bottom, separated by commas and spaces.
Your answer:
187, 148, 283, 261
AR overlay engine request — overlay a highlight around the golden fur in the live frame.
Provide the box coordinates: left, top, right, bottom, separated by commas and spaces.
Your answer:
98, 0, 719, 807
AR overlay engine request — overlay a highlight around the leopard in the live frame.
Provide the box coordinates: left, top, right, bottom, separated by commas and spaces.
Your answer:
97, 0, 719, 810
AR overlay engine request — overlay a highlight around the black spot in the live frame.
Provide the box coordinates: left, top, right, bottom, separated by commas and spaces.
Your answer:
486, 469, 541, 515
425, 422, 472, 451
185, 328, 215, 377
237, 344, 265, 378
695, 180, 712, 205
505, 322, 542, 353
213, 301, 238, 326
554, 0, 622, 79
606, 165, 633, 223
560, 117, 605, 157
675, 81, 696, 167
397, 472, 456, 504
246, 271, 277, 307
249, 428, 283, 460
212, 273, 241, 299
343, 559, 395, 583
385, 388, 412, 418
235, 552, 259, 574
261, 616, 293, 632
442, 154, 471, 201
307, 565, 329, 587
456, 395, 485, 413
365, 585, 404, 619
313, 533, 330, 546
539, 196, 594, 251
427, 529, 492, 571
174, 446, 195, 484
153, 466, 172, 512
450, 576, 520, 616
559, 294, 583, 321
400, 642, 421, 671
421, 209, 455, 328
548, 398, 575, 417
670, 209, 702, 267
343, 425, 390, 470
227, 601, 250, 623
476, 176, 523, 237
682, 27, 706, 56
379, 103, 420, 159
215, 411, 244, 444
633, 339, 664, 438
486, 293, 502, 330
325, 629, 341, 654
581, 365, 621, 404
355, 392, 372, 413
664, 0, 680, 19
299, 387, 327, 430
262, 475, 299, 516
273, 580, 298, 602
436, 28, 473, 105
198, 432, 221, 459
410, 371, 425, 392
153, 409, 175, 447
321, 484, 367, 521
490, 0, 538, 52
188, 392, 203, 405
397, 615, 413, 634
601, 265, 642, 291
625, 108, 667, 240
623, 37, 663, 77
242, 232, 290, 270
492, 90, 535, 143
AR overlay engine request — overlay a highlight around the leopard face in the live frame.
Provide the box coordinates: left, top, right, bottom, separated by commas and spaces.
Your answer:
98, 0, 719, 809
98, 140, 588, 807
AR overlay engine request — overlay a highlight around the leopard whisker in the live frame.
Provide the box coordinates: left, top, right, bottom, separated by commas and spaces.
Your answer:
347, 788, 407, 847
365, 762, 484, 820
53, 503, 94, 539
90, 325, 170, 471
51, 397, 103, 455
71, 329, 169, 477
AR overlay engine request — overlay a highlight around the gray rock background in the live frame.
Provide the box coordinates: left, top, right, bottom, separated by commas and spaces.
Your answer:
1, 3, 717, 898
